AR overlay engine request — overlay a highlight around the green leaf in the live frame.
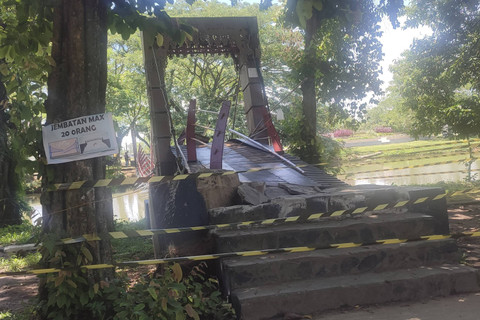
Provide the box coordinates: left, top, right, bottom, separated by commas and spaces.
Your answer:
81, 246, 93, 262
161, 297, 168, 311
66, 279, 77, 288
134, 303, 146, 311
184, 31, 193, 42
79, 291, 89, 306
312, 0, 323, 12
93, 283, 99, 294
54, 276, 64, 287
172, 263, 183, 283
147, 287, 158, 301
185, 304, 199, 320
296, 0, 314, 29
156, 33, 164, 47
175, 311, 186, 320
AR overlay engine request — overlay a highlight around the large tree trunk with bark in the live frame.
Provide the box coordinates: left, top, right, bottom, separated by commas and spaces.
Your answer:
40, 0, 113, 277
301, 17, 318, 143
0, 105, 21, 227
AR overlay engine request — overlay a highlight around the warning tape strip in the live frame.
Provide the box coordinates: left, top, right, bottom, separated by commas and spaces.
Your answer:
353, 139, 479, 154
9, 189, 479, 248
47, 162, 329, 191
45, 146, 480, 191
343, 158, 473, 176
2, 231, 479, 276
351, 143, 480, 161
58, 190, 474, 244
350, 168, 480, 180
346, 150, 480, 168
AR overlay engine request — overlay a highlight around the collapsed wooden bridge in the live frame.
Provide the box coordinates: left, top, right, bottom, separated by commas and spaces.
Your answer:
140, 17, 480, 320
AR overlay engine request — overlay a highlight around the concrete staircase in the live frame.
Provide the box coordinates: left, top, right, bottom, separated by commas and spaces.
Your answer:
210, 187, 480, 320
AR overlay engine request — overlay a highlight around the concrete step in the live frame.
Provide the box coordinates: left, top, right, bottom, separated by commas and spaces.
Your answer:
214, 212, 436, 253
222, 239, 460, 292
232, 264, 480, 320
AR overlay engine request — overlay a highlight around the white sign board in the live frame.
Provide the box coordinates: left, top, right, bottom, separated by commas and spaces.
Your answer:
42, 113, 118, 164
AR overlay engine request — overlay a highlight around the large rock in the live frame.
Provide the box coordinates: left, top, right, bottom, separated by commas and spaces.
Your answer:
278, 183, 322, 195
264, 185, 291, 200
196, 173, 241, 209
237, 183, 268, 205
209, 203, 281, 224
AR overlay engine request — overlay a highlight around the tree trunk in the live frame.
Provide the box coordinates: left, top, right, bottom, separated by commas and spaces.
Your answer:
301, 17, 318, 143
41, 0, 113, 274
0, 108, 21, 227
131, 124, 138, 173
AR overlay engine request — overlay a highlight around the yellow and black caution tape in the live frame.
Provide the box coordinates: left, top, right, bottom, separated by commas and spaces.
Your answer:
2, 231, 479, 276
28, 189, 480, 246
349, 168, 480, 180
353, 139, 479, 155
60, 190, 480, 244
10, 188, 479, 248
343, 158, 473, 176
346, 150, 480, 168
48, 162, 328, 191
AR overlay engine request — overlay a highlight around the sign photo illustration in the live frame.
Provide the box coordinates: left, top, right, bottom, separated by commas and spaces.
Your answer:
42, 113, 118, 164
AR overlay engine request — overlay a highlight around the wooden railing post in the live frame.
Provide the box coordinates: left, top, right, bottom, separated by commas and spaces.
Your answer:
210, 101, 231, 169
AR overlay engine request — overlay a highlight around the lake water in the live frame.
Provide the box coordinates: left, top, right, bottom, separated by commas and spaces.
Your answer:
26, 187, 149, 223
343, 159, 479, 186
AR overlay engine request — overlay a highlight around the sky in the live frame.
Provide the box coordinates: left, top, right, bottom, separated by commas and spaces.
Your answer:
378, 17, 432, 90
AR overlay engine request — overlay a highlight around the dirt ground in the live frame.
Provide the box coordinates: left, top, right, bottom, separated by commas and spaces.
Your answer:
1, 204, 480, 316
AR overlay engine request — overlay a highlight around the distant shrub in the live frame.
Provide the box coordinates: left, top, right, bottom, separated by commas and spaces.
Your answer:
333, 129, 354, 137
375, 126, 393, 133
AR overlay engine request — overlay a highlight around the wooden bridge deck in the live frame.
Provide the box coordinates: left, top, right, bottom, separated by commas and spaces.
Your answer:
179, 139, 347, 189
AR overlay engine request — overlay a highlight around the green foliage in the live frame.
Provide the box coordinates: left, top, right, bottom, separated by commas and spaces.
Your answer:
0, 306, 35, 320
36, 225, 233, 320
282, 106, 342, 172
390, 0, 480, 138
0, 220, 40, 246
107, 31, 150, 153
37, 258, 234, 320
0, 252, 41, 272
111, 219, 153, 261
0, 0, 51, 225
283, 0, 388, 117
111, 263, 236, 320
362, 91, 414, 133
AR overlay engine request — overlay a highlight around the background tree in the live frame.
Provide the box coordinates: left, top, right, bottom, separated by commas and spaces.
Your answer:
107, 32, 151, 166
390, 0, 480, 138
361, 88, 414, 133
282, 0, 402, 162
0, 1, 50, 226
0, 0, 190, 317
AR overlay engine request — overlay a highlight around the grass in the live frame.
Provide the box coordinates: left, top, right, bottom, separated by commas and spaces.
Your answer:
348, 138, 479, 156
0, 222, 40, 246
0, 218, 153, 266
0, 305, 36, 320
409, 181, 480, 205
0, 252, 41, 272
336, 131, 398, 141
111, 218, 154, 261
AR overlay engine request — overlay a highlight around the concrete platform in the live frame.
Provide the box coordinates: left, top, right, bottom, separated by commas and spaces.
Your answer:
222, 239, 460, 292
232, 265, 480, 320
214, 212, 436, 253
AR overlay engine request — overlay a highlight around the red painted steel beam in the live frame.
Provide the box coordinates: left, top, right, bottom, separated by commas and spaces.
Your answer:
261, 107, 284, 154
210, 101, 231, 169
